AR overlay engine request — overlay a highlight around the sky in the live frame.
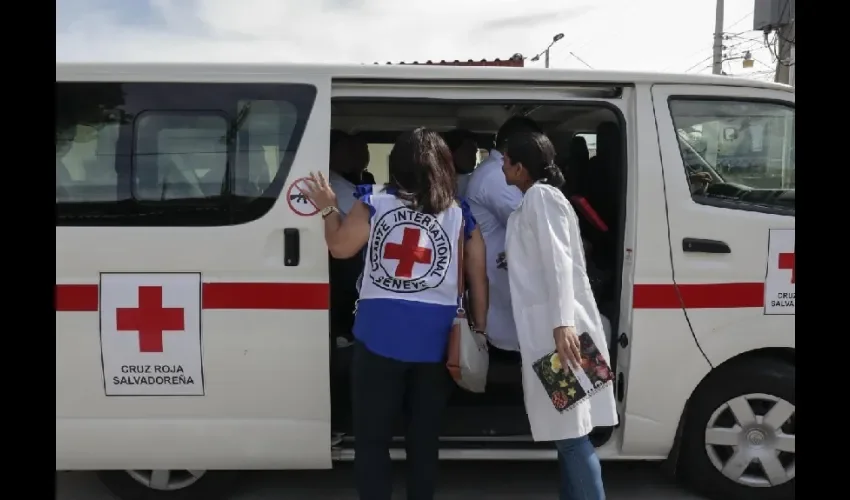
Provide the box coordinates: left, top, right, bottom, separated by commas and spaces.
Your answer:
56, 0, 779, 80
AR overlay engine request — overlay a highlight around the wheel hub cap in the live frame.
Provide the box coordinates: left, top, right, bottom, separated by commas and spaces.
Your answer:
126, 469, 206, 491
704, 393, 795, 488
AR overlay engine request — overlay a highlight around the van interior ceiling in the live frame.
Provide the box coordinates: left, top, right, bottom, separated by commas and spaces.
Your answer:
328, 99, 626, 445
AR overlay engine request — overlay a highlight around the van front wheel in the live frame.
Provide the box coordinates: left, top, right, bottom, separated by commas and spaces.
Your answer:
680, 357, 795, 500
97, 469, 238, 500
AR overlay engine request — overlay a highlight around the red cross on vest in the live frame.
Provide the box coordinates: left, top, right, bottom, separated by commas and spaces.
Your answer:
778, 250, 795, 284
383, 227, 433, 278
117, 286, 186, 353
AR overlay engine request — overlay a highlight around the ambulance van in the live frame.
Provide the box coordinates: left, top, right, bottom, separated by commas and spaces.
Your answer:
55, 62, 795, 500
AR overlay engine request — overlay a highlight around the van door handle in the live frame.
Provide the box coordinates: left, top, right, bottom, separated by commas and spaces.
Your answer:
682, 238, 731, 254
284, 228, 300, 266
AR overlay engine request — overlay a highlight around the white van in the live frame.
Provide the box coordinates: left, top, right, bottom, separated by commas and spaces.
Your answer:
55, 62, 795, 500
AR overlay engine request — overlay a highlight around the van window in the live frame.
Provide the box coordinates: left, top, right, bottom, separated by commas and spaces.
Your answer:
56, 83, 317, 226
575, 133, 597, 158
668, 99, 794, 213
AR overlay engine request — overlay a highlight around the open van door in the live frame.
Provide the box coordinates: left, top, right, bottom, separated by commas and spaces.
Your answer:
56, 68, 335, 493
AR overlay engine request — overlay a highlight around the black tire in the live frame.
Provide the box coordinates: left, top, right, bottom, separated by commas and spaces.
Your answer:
97, 470, 239, 500
680, 357, 795, 500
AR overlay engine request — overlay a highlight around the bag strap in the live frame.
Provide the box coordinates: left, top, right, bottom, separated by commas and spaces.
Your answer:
457, 217, 466, 314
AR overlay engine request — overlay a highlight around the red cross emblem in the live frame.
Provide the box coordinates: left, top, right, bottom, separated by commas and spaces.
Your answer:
117, 286, 186, 353
383, 227, 433, 278
778, 249, 795, 284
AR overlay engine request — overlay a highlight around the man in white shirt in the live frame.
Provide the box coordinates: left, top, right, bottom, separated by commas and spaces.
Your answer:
465, 116, 542, 352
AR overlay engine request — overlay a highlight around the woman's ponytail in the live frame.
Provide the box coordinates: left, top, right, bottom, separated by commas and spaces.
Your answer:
542, 163, 566, 188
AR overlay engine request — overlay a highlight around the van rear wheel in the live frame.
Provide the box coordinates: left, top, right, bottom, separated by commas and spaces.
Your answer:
97, 469, 238, 500
680, 357, 795, 500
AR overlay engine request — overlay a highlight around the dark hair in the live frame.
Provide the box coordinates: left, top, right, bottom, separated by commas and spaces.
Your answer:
387, 127, 456, 214
442, 128, 477, 152
505, 132, 565, 188
330, 129, 350, 151
495, 116, 541, 150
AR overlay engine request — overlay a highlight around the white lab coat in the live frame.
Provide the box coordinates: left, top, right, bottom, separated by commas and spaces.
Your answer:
506, 183, 619, 442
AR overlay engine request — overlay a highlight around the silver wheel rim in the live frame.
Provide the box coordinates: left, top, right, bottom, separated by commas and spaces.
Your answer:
125, 469, 206, 491
704, 393, 795, 487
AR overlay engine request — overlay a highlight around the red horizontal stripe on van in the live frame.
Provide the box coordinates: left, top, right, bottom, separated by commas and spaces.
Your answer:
54, 282, 329, 312
201, 282, 329, 310
55, 282, 762, 312
55, 284, 99, 311
633, 282, 764, 309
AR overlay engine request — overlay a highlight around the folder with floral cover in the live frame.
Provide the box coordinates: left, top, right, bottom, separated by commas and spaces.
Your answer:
531, 332, 615, 413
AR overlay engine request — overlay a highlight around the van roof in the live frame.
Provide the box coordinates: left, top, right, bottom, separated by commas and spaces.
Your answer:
55, 62, 793, 93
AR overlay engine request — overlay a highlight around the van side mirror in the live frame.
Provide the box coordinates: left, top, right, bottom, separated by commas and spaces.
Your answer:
723, 127, 738, 141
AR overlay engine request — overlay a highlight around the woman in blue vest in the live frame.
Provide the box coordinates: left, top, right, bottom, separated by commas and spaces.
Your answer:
303, 127, 488, 500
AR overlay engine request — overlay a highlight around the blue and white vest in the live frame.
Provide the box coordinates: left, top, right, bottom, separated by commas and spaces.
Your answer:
358, 192, 463, 307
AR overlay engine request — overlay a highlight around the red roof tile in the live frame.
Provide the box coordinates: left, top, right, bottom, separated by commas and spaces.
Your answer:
375, 56, 524, 68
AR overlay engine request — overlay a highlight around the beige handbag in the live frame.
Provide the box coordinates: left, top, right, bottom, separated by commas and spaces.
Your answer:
446, 220, 489, 393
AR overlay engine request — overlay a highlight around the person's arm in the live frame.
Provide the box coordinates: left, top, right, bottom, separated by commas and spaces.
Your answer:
324, 200, 371, 259
527, 188, 576, 331
464, 227, 488, 331
482, 171, 522, 227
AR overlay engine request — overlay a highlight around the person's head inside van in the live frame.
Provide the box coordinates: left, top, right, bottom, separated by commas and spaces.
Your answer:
329, 129, 352, 174
502, 131, 565, 192
348, 133, 371, 174
495, 116, 542, 153
442, 128, 478, 175
387, 127, 457, 214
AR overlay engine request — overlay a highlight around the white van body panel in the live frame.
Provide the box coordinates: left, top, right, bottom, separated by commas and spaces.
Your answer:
614, 84, 712, 457
56, 69, 334, 470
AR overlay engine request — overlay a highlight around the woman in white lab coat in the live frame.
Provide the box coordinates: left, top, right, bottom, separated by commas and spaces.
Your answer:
502, 132, 618, 500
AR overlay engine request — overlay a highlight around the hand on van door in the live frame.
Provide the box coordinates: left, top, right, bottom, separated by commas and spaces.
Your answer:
465, 228, 489, 333
688, 172, 713, 195
302, 172, 337, 210
553, 326, 582, 373
303, 171, 370, 259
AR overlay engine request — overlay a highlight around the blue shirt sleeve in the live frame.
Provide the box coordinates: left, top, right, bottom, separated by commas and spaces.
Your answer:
354, 184, 376, 217
459, 198, 477, 240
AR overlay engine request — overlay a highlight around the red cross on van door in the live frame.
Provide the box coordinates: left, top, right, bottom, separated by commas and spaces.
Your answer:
778, 249, 795, 284
383, 227, 433, 278
116, 286, 185, 353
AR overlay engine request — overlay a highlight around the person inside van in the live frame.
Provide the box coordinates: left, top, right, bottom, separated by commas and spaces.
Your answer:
501, 131, 618, 500
302, 128, 488, 500
465, 116, 541, 362
349, 132, 376, 185
442, 128, 479, 198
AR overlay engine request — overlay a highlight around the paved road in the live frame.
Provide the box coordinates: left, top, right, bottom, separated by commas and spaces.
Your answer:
59, 461, 705, 499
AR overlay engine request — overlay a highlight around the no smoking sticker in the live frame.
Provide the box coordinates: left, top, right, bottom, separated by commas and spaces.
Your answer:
764, 229, 795, 315
286, 177, 320, 216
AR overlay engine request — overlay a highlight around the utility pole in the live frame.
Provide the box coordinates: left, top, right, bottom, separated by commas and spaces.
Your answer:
544, 50, 550, 69
712, 0, 725, 74
774, 16, 795, 85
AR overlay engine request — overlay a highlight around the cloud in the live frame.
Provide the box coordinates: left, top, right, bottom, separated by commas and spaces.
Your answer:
56, 0, 607, 64
56, 0, 776, 77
